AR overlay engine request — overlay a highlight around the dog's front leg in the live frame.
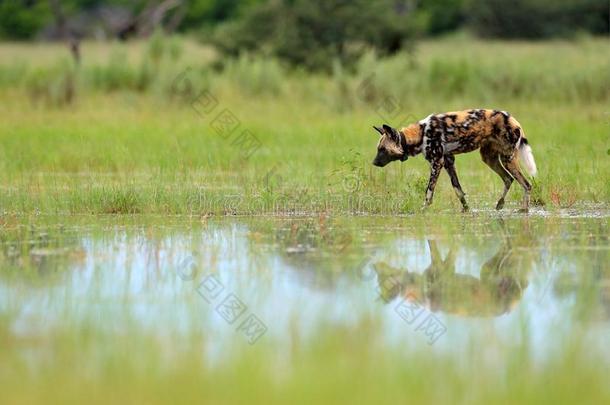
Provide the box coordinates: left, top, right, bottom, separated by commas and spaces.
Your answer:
423, 159, 444, 209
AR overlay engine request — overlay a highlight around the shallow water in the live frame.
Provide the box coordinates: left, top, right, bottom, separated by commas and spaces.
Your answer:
1, 213, 609, 367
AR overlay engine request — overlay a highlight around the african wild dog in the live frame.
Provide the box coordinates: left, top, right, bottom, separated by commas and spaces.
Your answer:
372, 109, 538, 211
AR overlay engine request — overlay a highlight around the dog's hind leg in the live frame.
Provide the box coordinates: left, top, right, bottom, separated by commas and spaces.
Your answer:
480, 145, 513, 210
501, 154, 532, 212
444, 155, 469, 211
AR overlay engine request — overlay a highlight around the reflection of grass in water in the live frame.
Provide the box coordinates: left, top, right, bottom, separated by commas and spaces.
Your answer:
1, 216, 609, 402
0, 314, 608, 403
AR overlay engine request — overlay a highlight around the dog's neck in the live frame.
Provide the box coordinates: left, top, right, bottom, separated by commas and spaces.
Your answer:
399, 125, 423, 160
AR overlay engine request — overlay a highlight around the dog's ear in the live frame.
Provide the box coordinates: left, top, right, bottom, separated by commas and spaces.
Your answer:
382, 124, 399, 142
373, 125, 383, 136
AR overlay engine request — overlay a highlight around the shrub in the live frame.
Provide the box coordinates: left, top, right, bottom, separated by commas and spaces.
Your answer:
89, 49, 138, 92
0, 0, 51, 39
211, 0, 418, 72
467, 0, 609, 39
25, 59, 78, 106
222, 53, 285, 95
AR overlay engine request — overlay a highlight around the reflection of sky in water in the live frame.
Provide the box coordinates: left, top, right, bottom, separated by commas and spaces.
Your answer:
2, 218, 609, 365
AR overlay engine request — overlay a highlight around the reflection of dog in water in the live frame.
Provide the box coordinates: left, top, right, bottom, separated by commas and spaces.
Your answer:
374, 233, 531, 317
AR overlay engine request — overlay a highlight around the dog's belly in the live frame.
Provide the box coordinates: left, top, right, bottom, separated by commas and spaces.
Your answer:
443, 135, 483, 155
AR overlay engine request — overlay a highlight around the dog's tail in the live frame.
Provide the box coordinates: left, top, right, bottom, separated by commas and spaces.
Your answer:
518, 137, 537, 177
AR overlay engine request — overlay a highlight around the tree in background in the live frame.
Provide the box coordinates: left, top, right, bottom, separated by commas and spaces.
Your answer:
467, 0, 609, 39
0, 1, 51, 39
211, 0, 418, 71
0, 0, 607, 42
180, 0, 264, 31
415, 0, 465, 36
0, 0, 192, 40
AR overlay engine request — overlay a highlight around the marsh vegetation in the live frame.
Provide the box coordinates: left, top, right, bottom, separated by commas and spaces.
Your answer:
0, 36, 609, 215
0, 24, 609, 405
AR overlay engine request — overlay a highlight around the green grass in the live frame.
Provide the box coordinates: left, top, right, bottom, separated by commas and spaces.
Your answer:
0, 96, 607, 215
1, 36, 608, 215
1, 35, 610, 404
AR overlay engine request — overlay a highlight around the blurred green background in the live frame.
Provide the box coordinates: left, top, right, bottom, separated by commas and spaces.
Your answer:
1, 0, 608, 70
0, 0, 609, 214
1, 3, 610, 404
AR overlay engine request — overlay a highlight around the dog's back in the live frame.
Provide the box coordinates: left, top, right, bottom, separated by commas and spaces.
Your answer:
417, 109, 523, 155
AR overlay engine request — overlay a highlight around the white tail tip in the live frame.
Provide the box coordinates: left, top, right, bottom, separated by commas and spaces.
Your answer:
519, 143, 537, 177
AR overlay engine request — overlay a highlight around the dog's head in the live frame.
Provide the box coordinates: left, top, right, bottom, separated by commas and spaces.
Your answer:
372, 124, 405, 167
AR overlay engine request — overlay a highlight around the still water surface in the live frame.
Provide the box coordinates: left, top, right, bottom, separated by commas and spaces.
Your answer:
1, 212, 609, 365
